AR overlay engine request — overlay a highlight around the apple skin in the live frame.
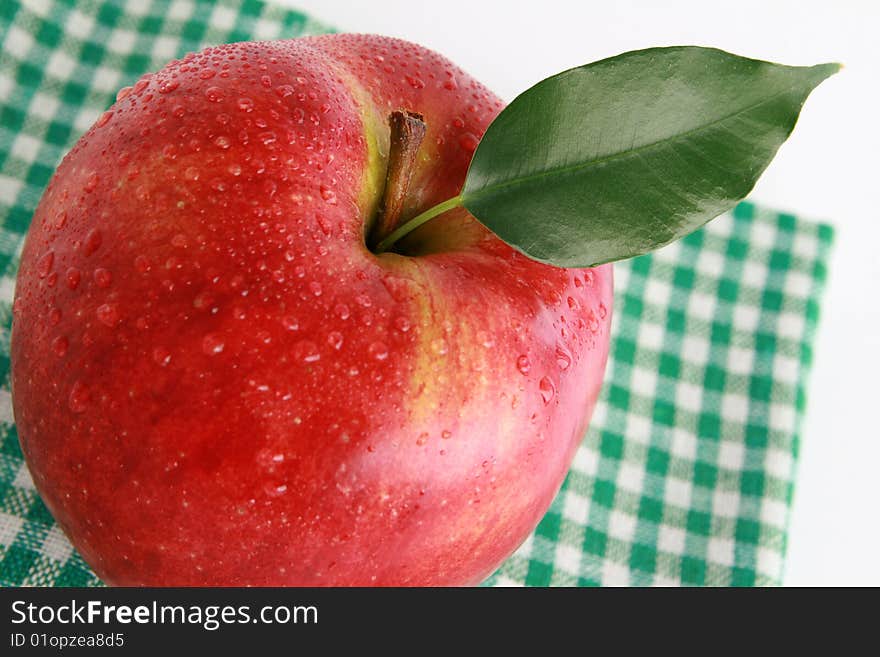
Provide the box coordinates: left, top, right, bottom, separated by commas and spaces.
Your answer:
10, 35, 612, 586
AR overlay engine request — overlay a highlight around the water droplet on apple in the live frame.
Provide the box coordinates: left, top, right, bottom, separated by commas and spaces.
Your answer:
567, 296, 580, 311
134, 255, 151, 273
37, 251, 54, 278
66, 267, 81, 290
152, 346, 171, 367
405, 75, 425, 89
157, 79, 179, 94
539, 376, 556, 405
327, 331, 344, 350
431, 338, 448, 356
116, 86, 133, 101
96, 110, 113, 127
184, 166, 199, 181
260, 75, 272, 88
198, 68, 216, 80
598, 302, 607, 319
48, 307, 61, 326
205, 86, 223, 102
68, 381, 89, 413
381, 275, 410, 301
83, 229, 102, 256
294, 340, 320, 363
256, 449, 285, 469
587, 310, 599, 333
316, 213, 332, 236
441, 430, 452, 439
555, 345, 572, 370
202, 333, 225, 355
319, 185, 337, 204
334, 303, 350, 320
309, 281, 322, 297
393, 316, 411, 332
281, 316, 299, 331
275, 84, 294, 98
516, 354, 531, 375
84, 172, 99, 193
52, 335, 69, 357
133, 78, 149, 94
96, 303, 119, 327
214, 135, 231, 149
583, 271, 594, 286
264, 482, 288, 497
237, 97, 254, 112
458, 132, 479, 153
416, 432, 428, 446
93, 268, 112, 288
368, 342, 388, 361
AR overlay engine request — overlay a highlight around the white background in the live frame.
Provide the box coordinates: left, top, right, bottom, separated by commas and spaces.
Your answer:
284, 0, 880, 585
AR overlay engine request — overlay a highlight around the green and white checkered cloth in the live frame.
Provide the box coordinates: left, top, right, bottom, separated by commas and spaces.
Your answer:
0, 0, 833, 587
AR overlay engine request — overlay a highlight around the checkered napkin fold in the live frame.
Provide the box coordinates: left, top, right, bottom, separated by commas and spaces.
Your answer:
0, 0, 833, 586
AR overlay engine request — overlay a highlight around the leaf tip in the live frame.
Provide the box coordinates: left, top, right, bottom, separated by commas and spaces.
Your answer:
814, 61, 843, 79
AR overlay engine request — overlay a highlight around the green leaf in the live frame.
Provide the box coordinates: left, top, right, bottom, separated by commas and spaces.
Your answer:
460, 47, 838, 267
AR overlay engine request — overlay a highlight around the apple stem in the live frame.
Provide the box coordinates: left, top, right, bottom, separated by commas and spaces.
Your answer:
369, 110, 428, 250
373, 194, 463, 254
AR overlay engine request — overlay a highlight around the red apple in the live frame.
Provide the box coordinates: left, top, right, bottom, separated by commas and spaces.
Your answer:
11, 35, 612, 586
